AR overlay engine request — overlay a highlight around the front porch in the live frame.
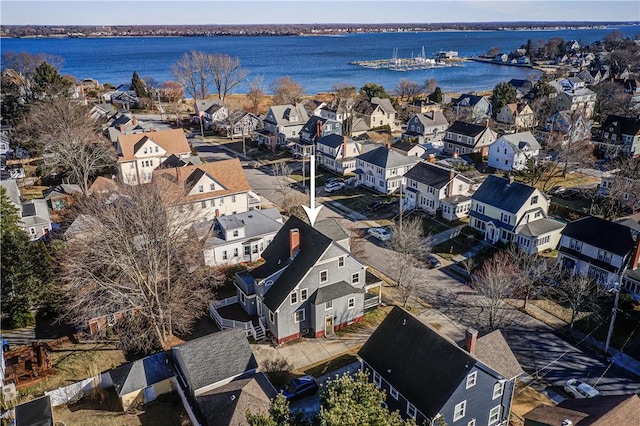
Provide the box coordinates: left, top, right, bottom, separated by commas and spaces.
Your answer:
208, 296, 267, 342
364, 270, 383, 311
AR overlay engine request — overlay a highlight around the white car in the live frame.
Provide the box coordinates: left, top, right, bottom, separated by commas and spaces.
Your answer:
324, 181, 345, 193
564, 379, 603, 398
367, 227, 392, 242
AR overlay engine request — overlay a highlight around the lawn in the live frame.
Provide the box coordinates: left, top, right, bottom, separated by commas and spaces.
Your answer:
304, 353, 359, 378
432, 226, 479, 259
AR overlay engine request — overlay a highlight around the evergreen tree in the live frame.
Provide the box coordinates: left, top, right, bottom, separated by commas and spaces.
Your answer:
491, 81, 517, 116
131, 70, 148, 98
32, 61, 72, 99
429, 87, 443, 103
359, 83, 389, 100
0, 187, 53, 328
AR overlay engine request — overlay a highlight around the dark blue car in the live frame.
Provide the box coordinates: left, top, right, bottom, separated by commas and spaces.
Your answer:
281, 375, 319, 401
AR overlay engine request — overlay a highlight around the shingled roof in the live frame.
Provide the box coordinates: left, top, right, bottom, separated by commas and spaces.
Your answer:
359, 307, 519, 419
561, 216, 635, 257
472, 175, 538, 214
446, 120, 488, 137
117, 129, 190, 162
109, 352, 175, 397
356, 146, 420, 169
404, 162, 458, 189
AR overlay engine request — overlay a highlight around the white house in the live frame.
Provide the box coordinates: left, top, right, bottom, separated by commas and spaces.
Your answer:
0, 179, 52, 241
469, 176, 565, 254
116, 129, 192, 185
198, 208, 283, 266
259, 104, 309, 148
316, 134, 374, 176
403, 162, 473, 217
488, 132, 541, 172
355, 146, 420, 194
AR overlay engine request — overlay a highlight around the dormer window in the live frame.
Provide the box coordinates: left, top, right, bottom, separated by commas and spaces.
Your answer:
233, 230, 239, 237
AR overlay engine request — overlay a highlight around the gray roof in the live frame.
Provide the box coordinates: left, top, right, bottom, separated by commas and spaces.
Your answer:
314, 218, 350, 242
21, 199, 51, 226
202, 208, 283, 249
195, 373, 277, 426
356, 146, 420, 169
42, 184, 82, 200
404, 162, 456, 189
172, 329, 258, 393
472, 175, 537, 214
495, 131, 541, 152
311, 281, 361, 305
1, 178, 21, 207
441, 194, 472, 205
266, 104, 309, 127
318, 133, 347, 149
516, 218, 565, 237
109, 352, 175, 397
15, 395, 53, 426
371, 97, 397, 114
412, 111, 449, 128
475, 331, 524, 379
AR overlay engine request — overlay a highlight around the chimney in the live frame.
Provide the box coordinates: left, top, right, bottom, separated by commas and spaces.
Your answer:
289, 228, 300, 259
132, 116, 137, 125
120, 125, 125, 132
464, 327, 478, 355
176, 166, 182, 182
316, 120, 322, 139
448, 168, 456, 195
631, 236, 640, 270
343, 136, 347, 159
486, 119, 490, 128
508, 175, 514, 185
215, 209, 220, 218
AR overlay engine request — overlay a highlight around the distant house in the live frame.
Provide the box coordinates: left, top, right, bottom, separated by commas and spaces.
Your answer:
109, 352, 176, 411
352, 97, 397, 129
197, 208, 283, 266
116, 129, 192, 185
555, 86, 596, 118
315, 134, 370, 176
87, 176, 117, 195
469, 176, 565, 254
152, 159, 257, 221
355, 146, 420, 194
42, 184, 82, 210
293, 115, 342, 157
359, 307, 523, 426
391, 140, 426, 158
545, 110, 592, 145
452, 94, 492, 122
524, 394, 640, 426
404, 99, 442, 115
488, 132, 541, 172
194, 99, 228, 124
258, 104, 309, 148
495, 103, 536, 129
508, 79, 535, 99
403, 162, 473, 218
1, 179, 52, 241
598, 169, 640, 213
214, 110, 261, 139
172, 329, 258, 398
592, 114, 640, 158
442, 121, 498, 158
210, 216, 382, 344
402, 111, 449, 145
557, 217, 640, 295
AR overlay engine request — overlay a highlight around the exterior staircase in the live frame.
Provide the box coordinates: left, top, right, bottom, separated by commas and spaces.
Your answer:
252, 318, 267, 342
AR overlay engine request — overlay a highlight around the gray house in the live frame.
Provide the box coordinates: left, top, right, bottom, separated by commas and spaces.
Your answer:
259, 104, 309, 148
355, 146, 420, 194
452, 94, 492, 123
210, 216, 382, 344
403, 111, 449, 145
1, 179, 52, 241
359, 307, 523, 426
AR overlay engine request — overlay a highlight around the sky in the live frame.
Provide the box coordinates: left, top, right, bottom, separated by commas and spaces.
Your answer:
1, 0, 639, 26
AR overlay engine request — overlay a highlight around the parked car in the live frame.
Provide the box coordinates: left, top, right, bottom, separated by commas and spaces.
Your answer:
548, 186, 565, 196
426, 254, 441, 268
324, 181, 346, 193
367, 200, 387, 212
281, 375, 319, 401
247, 161, 260, 168
326, 177, 345, 185
367, 227, 392, 242
558, 188, 581, 199
564, 379, 603, 399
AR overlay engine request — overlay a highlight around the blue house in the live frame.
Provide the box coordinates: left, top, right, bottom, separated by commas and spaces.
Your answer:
359, 307, 523, 426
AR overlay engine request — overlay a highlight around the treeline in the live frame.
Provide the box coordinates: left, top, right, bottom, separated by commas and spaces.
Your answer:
2, 21, 634, 38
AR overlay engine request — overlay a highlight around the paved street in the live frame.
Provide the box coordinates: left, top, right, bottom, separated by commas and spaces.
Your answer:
195, 138, 640, 400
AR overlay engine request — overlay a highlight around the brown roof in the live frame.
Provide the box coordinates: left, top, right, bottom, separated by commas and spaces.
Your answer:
117, 129, 190, 162
88, 176, 117, 195
524, 405, 589, 426
153, 158, 251, 203
475, 330, 524, 379
524, 395, 640, 426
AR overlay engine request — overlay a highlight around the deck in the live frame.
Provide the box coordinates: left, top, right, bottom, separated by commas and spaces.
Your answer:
215, 303, 260, 327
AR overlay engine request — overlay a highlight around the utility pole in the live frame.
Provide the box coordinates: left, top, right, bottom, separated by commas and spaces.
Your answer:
605, 261, 629, 355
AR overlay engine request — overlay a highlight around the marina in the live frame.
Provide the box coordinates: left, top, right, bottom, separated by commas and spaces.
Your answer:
350, 47, 463, 71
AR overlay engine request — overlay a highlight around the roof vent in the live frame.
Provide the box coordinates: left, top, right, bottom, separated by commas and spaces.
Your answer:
562, 420, 573, 426
230, 394, 236, 401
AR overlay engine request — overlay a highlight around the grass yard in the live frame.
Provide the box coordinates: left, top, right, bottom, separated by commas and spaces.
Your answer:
20, 343, 127, 400
432, 227, 479, 259
335, 305, 392, 337
304, 353, 359, 378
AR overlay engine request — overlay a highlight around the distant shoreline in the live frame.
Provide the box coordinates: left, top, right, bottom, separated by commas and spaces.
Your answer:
1, 22, 637, 39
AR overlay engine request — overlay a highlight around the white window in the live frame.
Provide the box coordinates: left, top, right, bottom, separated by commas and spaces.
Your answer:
454, 400, 467, 421
468, 420, 476, 426
352, 273, 360, 284
338, 256, 345, 268
232, 194, 236, 203
488, 406, 501, 425
325, 300, 333, 310
198, 185, 204, 193
407, 402, 417, 419
232, 230, 239, 237
348, 298, 355, 309
201, 201, 206, 209
300, 288, 308, 301
233, 248, 238, 257
531, 195, 538, 205
290, 291, 298, 305
239, 292, 245, 304
294, 309, 305, 323
476, 204, 485, 214
210, 183, 215, 190
500, 212, 510, 224
269, 310, 275, 323
493, 382, 505, 399
466, 372, 477, 389
29, 227, 36, 235
569, 239, 583, 251
389, 386, 398, 400
219, 197, 224, 206
222, 250, 228, 260
373, 371, 381, 387
320, 270, 328, 283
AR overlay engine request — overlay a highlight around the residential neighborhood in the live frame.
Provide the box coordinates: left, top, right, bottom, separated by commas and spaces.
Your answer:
2, 16, 640, 426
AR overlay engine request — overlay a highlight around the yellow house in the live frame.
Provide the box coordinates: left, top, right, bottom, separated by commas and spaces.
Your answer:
109, 352, 175, 411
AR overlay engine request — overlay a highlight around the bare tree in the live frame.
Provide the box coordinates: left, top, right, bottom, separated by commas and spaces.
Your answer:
23, 99, 116, 195
348, 225, 368, 262
160, 80, 184, 123
592, 156, 640, 219
270, 76, 305, 104
470, 250, 519, 330
386, 216, 432, 308
61, 180, 218, 353
395, 79, 423, 102
423, 78, 437, 96
507, 244, 556, 309
272, 161, 307, 217
550, 274, 605, 329
209, 53, 249, 102
172, 50, 211, 100
247, 75, 265, 114
331, 83, 359, 137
